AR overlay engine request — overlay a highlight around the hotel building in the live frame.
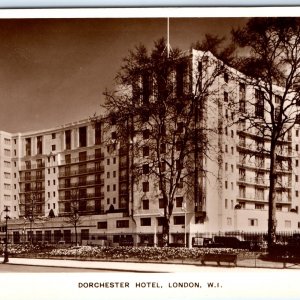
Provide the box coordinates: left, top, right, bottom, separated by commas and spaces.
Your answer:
0, 49, 299, 246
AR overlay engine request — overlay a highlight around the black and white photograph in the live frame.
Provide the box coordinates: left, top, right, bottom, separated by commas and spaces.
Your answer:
0, 7, 300, 300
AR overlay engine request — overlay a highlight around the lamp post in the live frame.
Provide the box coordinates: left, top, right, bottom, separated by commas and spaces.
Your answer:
3, 206, 10, 263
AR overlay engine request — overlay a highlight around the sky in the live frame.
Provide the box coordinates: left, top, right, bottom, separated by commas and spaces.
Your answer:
0, 17, 247, 133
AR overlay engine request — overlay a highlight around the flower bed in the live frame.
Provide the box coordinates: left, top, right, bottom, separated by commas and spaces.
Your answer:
4, 244, 249, 262
45, 246, 244, 262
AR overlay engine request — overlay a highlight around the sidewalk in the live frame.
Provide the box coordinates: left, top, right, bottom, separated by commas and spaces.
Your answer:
6, 257, 300, 271
7, 257, 206, 272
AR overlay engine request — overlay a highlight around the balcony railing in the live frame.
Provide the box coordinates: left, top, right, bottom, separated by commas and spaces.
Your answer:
20, 186, 46, 193
238, 177, 267, 185
19, 175, 45, 182
58, 179, 104, 189
59, 166, 105, 177
60, 153, 104, 165
20, 162, 45, 170
59, 192, 104, 201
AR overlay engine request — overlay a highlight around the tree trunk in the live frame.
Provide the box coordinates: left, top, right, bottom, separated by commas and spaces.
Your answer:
162, 217, 170, 247
268, 144, 277, 250
75, 223, 78, 246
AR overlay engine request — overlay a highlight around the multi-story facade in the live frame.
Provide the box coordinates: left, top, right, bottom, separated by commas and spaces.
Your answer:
0, 49, 300, 246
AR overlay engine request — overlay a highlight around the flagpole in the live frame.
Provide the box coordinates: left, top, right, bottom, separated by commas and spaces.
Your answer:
167, 17, 170, 58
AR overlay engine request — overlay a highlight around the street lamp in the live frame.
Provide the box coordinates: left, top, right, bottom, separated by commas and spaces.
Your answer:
3, 206, 10, 263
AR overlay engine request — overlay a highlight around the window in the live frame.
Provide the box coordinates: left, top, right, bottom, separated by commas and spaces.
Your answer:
107, 172, 110, 179
97, 221, 107, 229
116, 220, 129, 228
239, 83, 246, 113
176, 159, 182, 171
113, 184, 116, 191
296, 190, 299, 197
143, 129, 150, 139
107, 158, 110, 165
4, 138, 10, 145
65, 130, 71, 150
160, 143, 166, 154
159, 198, 164, 209
111, 131, 117, 140
36, 170, 42, 179
176, 197, 183, 208
143, 146, 149, 157
297, 144, 299, 152
224, 72, 229, 83
48, 169, 50, 174
79, 151, 87, 162
48, 192, 50, 198
231, 147, 234, 155
113, 197, 116, 204
142, 199, 149, 210
95, 121, 101, 145
255, 89, 264, 118
248, 218, 258, 226
113, 171, 116, 178
52, 145, 56, 151
142, 182, 149, 192
297, 160, 299, 167
113, 157, 116, 164
37, 159, 43, 168
143, 164, 149, 174
4, 184, 10, 190
231, 130, 234, 138
63, 155, 71, 167
225, 181, 228, 189
53, 191, 56, 197
255, 204, 264, 210
25, 138, 31, 156
79, 126, 87, 147
224, 91, 228, 102
141, 218, 151, 226
52, 133, 56, 139
256, 188, 264, 200
225, 145, 228, 153
37, 136, 43, 154
296, 175, 299, 182
225, 163, 228, 171
174, 216, 185, 225
25, 161, 31, 170
176, 122, 184, 134
4, 161, 10, 168
297, 130, 299, 137
4, 172, 10, 179
225, 199, 228, 209
107, 185, 110, 192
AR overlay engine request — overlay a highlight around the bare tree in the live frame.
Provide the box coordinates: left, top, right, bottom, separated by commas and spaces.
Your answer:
65, 189, 81, 246
103, 38, 232, 246
232, 18, 300, 248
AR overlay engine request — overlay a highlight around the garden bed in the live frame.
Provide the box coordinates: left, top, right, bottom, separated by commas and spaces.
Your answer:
3, 244, 249, 263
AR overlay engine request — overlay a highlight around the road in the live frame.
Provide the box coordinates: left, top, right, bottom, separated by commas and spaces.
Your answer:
0, 263, 113, 272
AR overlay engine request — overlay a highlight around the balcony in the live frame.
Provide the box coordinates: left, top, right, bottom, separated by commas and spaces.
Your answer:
20, 162, 45, 170
237, 176, 267, 186
60, 153, 104, 165
59, 166, 105, 177
20, 186, 46, 193
19, 175, 45, 182
58, 179, 104, 189
59, 192, 105, 201
237, 193, 265, 202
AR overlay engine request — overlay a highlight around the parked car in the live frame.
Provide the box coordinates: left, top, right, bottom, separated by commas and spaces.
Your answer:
209, 236, 251, 250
